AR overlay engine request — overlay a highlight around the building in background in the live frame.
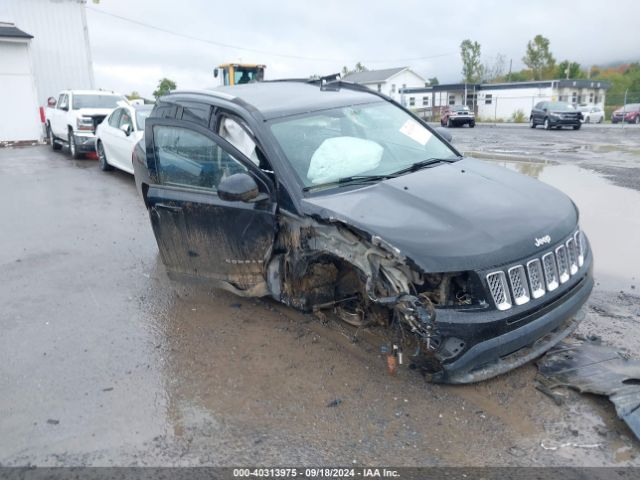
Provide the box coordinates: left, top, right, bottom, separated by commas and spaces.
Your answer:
0, 22, 41, 143
402, 79, 611, 121
0, 0, 94, 142
343, 67, 427, 103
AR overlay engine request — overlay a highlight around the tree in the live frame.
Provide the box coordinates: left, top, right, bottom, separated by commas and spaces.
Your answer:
482, 53, 507, 83
555, 60, 584, 79
153, 78, 177, 99
126, 91, 141, 100
522, 35, 555, 80
428, 77, 439, 86
460, 39, 482, 83
341, 62, 368, 77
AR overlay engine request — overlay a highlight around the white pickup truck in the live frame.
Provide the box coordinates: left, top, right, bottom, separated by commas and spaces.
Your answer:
45, 90, 127, 158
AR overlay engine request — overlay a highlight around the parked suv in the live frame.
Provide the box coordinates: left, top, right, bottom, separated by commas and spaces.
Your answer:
530, 101, 582, 130
46, 90, 127, 158
132, 81, 593, 384
611, 103, 640, 124
440, 105, 475, 128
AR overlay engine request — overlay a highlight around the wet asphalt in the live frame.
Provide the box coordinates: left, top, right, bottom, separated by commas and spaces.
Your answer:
1, 124, 639, 466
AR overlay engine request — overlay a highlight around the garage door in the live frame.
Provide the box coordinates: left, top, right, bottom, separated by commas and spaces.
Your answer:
0, 40, 41, 142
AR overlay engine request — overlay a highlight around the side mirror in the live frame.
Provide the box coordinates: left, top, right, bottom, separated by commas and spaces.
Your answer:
543, 108, 548, 112
47, 97, 57, 107
218, 173, 259, 202
213, 68, 219, 78
119, 124, 132, 136
435, 127, 453, 143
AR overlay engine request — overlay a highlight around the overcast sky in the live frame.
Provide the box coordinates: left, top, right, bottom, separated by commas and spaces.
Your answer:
86, 0, 640, 98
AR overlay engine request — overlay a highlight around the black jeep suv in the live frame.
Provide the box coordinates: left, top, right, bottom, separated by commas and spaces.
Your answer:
132, 80, 593, 383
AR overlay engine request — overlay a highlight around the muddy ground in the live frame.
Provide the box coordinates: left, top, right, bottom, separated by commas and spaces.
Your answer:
1, 124, 639, 467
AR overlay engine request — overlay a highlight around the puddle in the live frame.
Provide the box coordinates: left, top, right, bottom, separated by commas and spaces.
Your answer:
488, 159, 640, 293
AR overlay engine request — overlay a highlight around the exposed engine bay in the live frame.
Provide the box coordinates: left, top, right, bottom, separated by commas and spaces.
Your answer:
252, 213, 485, 377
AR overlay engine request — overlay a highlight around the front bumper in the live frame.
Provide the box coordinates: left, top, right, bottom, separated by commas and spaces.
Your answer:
73, 132, 98, 152
429, 247, 593, 384
451, 116, 474, 125
548, 117, 580, 126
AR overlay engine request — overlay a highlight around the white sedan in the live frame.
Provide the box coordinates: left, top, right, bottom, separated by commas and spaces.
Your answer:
96, 105, 152, 173
578, 105, 604, 124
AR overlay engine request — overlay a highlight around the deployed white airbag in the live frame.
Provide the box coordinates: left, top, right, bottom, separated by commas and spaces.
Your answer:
307, 136, 383, 184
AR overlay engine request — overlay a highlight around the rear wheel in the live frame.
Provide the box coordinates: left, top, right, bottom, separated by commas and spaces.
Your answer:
97, 141, 113, 171
529, 117, 536, 128
635, 116, 640, 124
543, 118, 551, 130
68, 130, 83, 159
48, 124, 61, 151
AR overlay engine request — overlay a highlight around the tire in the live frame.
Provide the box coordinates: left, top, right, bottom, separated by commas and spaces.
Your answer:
447, 118, 452, 128
573, 124, 581, 130
469, 121, 475, 128
598, 117, 603, 124
97, 141, 113, 171
529, 117, 536, 128
543, 118, 551, 130
585, 116, 590, 123
48, 124, 61, 151
635, 116, 640, 124
68, 130, 83, 159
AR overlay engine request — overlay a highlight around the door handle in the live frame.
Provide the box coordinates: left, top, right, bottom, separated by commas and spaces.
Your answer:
154, 203, 182, 213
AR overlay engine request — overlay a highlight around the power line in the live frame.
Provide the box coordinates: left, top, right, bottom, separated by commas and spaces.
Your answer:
85, 6, 456, 64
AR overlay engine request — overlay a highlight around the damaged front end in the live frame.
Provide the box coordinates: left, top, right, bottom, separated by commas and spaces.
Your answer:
264, 213, 490, 380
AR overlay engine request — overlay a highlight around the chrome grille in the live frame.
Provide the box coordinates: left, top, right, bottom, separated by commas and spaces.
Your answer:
555, 245, 570, 284
486, 271, 512, 311
508, 265, 530, 305
566, 237, 578, 275
542, 252, 559, 291
526, 259, 545, 299
485, 229, 586, 311
575, 231, 585, 266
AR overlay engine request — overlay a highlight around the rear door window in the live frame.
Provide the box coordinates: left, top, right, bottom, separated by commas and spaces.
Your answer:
153, 125, 247, 192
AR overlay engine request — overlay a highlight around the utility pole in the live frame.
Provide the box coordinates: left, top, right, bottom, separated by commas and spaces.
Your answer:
508, 59, 512, 82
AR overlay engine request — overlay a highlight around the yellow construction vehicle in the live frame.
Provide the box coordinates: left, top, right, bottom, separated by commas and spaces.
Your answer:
214, 64, 266, 86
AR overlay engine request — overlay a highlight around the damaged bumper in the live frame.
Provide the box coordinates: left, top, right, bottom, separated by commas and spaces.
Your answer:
432, 261, 593, 384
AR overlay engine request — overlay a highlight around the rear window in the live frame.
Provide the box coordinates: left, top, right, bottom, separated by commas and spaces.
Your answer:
72, 94, 124, 110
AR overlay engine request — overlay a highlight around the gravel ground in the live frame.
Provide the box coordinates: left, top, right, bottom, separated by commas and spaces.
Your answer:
0, 132, 638, 467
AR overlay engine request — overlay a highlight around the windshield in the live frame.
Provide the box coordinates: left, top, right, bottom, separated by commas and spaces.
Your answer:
452, 105, 469, 111
547, 102, 575, 112
72, 94, 124, 110
270, 102, 457, 190
135, 109, 152, 130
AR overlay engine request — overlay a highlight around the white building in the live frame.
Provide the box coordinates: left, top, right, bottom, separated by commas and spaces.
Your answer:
343, 67, 427, 103
402, 79, 611, 121
0, 23, 41, 143
0, 0, 95, 142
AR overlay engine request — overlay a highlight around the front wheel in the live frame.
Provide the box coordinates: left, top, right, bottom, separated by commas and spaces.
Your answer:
573, 124, 581, 130
97, 141, 113, 171
529, 117, 536, 128
635, 116, 640, 124
447, 118, 452, 128
543, 118, 551, 130
68, 131, 83, 159
469, 121, 475, 128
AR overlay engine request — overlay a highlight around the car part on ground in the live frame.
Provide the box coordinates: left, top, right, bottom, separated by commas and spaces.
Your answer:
537, 339, 640, 441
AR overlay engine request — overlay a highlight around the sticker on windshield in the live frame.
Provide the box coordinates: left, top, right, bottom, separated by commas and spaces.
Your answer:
399, 120, 432, 146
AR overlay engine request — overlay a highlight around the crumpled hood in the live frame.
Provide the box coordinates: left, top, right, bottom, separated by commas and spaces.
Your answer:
301, 157, 578, 272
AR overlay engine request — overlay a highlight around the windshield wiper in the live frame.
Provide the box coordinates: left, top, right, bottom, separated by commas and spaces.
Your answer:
302, 174, 393, 192
388, 157, 459, 177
